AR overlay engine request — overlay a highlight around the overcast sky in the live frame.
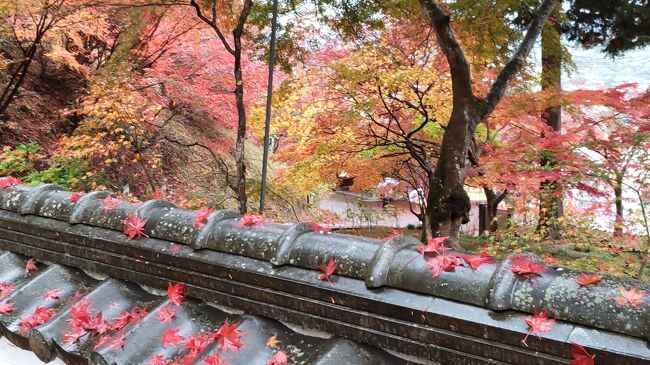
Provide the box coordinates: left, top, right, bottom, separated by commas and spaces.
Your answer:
564, 46, 650, 91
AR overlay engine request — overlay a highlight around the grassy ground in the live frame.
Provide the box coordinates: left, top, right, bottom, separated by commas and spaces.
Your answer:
338, 227, 650, 282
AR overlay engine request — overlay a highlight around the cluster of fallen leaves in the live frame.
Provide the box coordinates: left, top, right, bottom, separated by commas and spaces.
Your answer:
194, 207, 216, 228
405, 236, 494, 278
239, 213, 266, 227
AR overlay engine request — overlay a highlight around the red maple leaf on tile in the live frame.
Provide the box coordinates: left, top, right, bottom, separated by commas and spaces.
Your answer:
522, 311, 555, 346
0, 282, 14, 298
131, 305, 149, 323
507, 253, 547, 276
405, 236, 450, 264
93, 334, 112, 350
318, 257, 337, 285
426, 254, 464, 278
460, 252, 493, 270
62, 326, 88, 344
111, 332, 126, 350
19, 306, 56, 334
239, 213, 266, 227
110, 310, 133, 331
569, 342, 595, 365
86, 312, 110, 334
122, 211, 149, 240
167, 283, 185, 306
612, 287, 647, 308
68, 192, 85, 203
147, 354, 165, 365
161, 328, 185, 348
184, 333, 211, 361
575, 274, 602, 287
266, 350, 288, 365
382, 228, 402, 241
42, 289, 61, 301
0, 301, 15, 314
203, 354, 226, 365
101, 196, 123, 213
157, 306, 176, 323
25, 258, 38, 275
194, 207, 216, 228
70, 298, 93, 328
310, 223, 332, 233
215, 320, 244, 352
0, 176, 21, 188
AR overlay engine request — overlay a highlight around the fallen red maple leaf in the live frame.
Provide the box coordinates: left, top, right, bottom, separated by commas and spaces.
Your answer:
568, 342, 595, 365
167, 283, 185, 306
101, 196, 123, 213
522, 311, 555, 346
194, 207, 216, 228
310, 223, 332, 233
61, 326, 88, 344
93, 334, 112, 350
417, 236, 450, 255
203, 354, 226, 365
266, 350, 288, 365
239, 213, 266, 227
110, 310, 134, 331
612, 287, 647, 308
70, 298, 94, 328
25, 258, 38, 275
575, 274, 602, 287
427, 254, 464, 278
111, 332, 126, 350
382, 228, 402, 241
68, 192, 85, 203
122, 211, 149, 240
0, 301, 15, 314
157, 306, 176, 323
460, 252, 493, 270
85, 311, 110, 334
184, 333, 211, 357
19, 306, 56, 334
0, 176, 21, 188
161, 328, 185, 348
0, 282, 15, 298
507, 253, 547, 276
215, 320, 244, 352
318, 257, 337, 285
42, 289, 61, 301
147, 354, 165, 365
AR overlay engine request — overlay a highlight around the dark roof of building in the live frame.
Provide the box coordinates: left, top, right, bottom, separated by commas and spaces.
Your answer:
0, 250, 412, 365
0, 181, 649, 364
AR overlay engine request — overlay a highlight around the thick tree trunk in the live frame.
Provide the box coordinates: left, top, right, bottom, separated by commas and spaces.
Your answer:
613, 172, 624, 237
537, 3, 563, 239
233, 41, 248, 214
484, 186, 507, 232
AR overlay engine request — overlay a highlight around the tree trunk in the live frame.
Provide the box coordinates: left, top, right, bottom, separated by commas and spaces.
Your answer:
484, 186, 507, 232
537, 2, 563, 239
233, 39, 248, 214
613, 172, 624, 237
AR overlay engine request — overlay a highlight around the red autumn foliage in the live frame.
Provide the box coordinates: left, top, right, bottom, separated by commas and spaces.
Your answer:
522, 311, 555, 345
62, 326, 88, 344
215, 320, 245, 352
0, 176, 22, 188
569, 343, 595, 365
111, 331, 126, 350
507, 254, 547, 276
239, 213, 266, 227
266, 350, 289, 365
167, 283, 185, 306
194, 207, 216, 228
382, 228, 402, 241
110, 310, 134, 331
612, 287, 647, 308
93, 334, 112, 350
70, 298, 94, 328
68, 192, 85, 203
0, 301, 15, 314
147, 354, 165, 365
101, 196, 123, 213
426, 254, 464, 278
157, 306, 176, 323
122, 211, 149, 240
184, 333, 212, 361
310, 223, 333, 233
25, 258, 38, 275
203, 354, 227, 365
161, 328, 185, 348
0, 282, 15, 298
460, 252, 493, 270
417, 236, 450, 255
19, 306, 57, 334
42, 289, 61, 301
318, 257, 337, 285
575, 274, 603, 287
